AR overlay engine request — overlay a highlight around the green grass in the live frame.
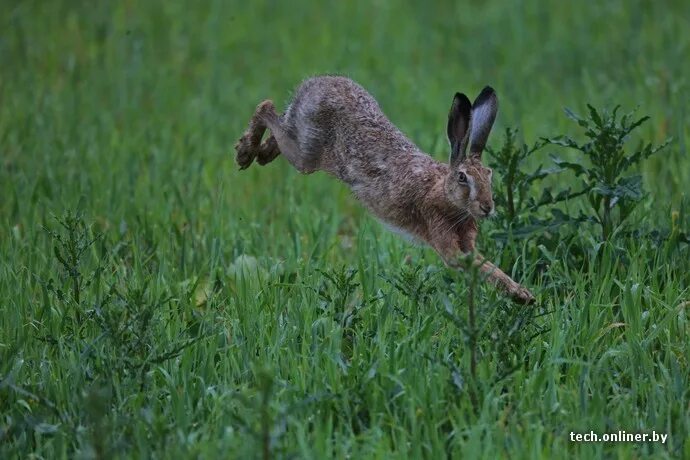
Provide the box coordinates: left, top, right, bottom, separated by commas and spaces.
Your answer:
1, 0, 689, 458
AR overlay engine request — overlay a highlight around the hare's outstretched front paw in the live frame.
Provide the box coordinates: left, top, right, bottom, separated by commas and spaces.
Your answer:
510, 284, 535, 305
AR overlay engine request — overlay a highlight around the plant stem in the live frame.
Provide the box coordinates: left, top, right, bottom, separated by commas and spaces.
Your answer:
468, 268, 478, 412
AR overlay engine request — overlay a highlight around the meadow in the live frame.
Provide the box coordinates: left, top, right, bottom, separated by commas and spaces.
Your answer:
1, 0, 689, 458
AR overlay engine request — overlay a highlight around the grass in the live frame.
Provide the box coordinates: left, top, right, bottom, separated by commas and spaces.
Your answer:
1, 0, 689, 458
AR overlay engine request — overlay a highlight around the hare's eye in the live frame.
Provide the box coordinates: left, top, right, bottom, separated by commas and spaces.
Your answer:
458, 172, 467, 183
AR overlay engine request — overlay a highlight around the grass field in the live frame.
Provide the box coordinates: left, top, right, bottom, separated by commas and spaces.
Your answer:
1, 0, 689, 458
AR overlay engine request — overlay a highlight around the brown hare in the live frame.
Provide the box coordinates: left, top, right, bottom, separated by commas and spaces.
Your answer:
235, 76, 535, 304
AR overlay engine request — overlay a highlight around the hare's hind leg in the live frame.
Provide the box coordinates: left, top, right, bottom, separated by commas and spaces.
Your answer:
235, 100, 283, 169
256, 100, 320, 174
236, 100, 318, 173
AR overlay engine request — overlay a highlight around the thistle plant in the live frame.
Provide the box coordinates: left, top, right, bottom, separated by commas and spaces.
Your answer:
544, 105, 670, 241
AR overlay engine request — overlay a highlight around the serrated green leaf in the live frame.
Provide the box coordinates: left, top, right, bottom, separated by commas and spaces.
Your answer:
549, 155, 587, 176
586, 104, 603, 127
614, 175, 644, 201
564, 107, 588, 127
544, 135, 580, 149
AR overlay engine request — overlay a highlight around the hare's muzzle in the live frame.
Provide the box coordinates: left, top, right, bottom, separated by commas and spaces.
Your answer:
480, 203, 494, 217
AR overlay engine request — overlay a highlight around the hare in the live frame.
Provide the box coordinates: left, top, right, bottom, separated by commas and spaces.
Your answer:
235, 76, 535, 304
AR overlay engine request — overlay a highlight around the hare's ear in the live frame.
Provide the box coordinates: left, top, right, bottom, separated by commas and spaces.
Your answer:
469, 86, 498, 158
447, 92, 472, 166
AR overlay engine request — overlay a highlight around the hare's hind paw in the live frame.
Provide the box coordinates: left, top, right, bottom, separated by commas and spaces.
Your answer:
235, 134, 281, 169
256, 135, 281, 165
235, 135, 256, 170
236, 100, 280, 170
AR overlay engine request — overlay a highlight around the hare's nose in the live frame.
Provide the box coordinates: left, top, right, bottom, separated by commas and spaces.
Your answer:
480, 204, 492, 215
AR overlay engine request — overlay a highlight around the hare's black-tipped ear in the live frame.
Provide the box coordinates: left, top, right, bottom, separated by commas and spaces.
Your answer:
469, 86, 498, 158
447, 92, 472, 166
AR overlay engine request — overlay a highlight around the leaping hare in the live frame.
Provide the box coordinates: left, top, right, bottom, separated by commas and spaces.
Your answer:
235, 76, 535, 304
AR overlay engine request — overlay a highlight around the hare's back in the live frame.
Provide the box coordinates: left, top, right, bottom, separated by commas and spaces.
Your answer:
287, 76, 384, 121
280, 76, 393, 170
283, 76, 416, 164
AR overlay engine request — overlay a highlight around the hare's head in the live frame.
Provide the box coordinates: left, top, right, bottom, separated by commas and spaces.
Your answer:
444, 86, 498, 219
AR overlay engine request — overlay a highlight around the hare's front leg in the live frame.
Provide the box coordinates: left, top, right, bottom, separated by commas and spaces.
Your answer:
472, 254, 535, 305
431, 234, 534, 305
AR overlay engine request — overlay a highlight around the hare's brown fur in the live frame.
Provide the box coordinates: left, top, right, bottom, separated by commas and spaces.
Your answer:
235, 76, 534, 304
